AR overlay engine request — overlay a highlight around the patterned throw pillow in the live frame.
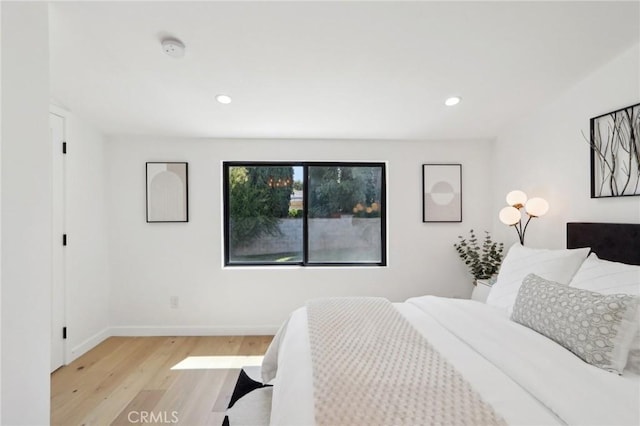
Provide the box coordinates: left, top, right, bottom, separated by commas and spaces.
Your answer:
512, 274, 640, 374
569, 253, 640, 373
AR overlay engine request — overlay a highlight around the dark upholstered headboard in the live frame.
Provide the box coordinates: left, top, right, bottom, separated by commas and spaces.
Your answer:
566, 222, 640, 266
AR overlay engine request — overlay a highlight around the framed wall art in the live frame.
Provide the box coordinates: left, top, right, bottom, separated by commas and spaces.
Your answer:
146, 162, 189, 222
422, 164, 462, 222
590, 102, 640, 198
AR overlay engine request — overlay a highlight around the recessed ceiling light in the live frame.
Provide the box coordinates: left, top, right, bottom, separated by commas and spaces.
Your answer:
445, 96, 461, 106
216, 94, 232, 104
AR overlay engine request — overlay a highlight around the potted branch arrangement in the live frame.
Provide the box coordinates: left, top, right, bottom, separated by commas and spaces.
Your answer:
454, 230, 504, 285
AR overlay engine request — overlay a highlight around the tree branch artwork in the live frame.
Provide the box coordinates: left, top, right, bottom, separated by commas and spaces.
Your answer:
588, 103, 640, 198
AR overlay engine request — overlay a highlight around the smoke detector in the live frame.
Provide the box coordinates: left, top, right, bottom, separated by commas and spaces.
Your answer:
161, 38, 185, 58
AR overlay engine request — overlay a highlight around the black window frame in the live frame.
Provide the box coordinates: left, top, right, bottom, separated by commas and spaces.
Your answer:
223, 161, 387, 267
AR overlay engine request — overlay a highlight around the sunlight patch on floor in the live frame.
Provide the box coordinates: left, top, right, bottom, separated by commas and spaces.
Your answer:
171, 355, 264, 370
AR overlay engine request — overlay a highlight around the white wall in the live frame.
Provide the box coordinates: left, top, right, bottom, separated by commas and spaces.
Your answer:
51, 106, 111, 363
106, 137, 494, 333
493, 43, 640, 249
1, 2, 51, 424
0, 4, 3, 421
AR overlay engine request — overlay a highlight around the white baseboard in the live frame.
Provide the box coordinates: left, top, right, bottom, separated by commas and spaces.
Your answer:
109, 325, 280, 336
67, 327, 111, 363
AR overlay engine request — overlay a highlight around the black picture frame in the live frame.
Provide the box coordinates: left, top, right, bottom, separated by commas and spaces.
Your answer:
146, 162, 189, 223
422, 164, 462, 223
590, 102, 640, 198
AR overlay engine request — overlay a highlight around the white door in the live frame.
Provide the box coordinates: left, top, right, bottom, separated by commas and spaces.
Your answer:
50, 113, 66, 372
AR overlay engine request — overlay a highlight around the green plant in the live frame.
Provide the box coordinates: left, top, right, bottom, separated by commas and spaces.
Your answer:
288, 208, 304, 218
228, 166, 293, 246
307, 166, 381, 218
454, 230, 504, 281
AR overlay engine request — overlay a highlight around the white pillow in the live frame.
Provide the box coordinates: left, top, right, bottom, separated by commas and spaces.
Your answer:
569, 253, 640, 374
486, 243, 590, 313
569, 253, 640, 296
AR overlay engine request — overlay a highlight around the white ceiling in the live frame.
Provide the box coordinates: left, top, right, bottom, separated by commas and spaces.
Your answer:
49, 1, 640, 140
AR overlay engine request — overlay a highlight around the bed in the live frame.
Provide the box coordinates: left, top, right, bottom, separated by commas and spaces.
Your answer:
261, 222, 640, 426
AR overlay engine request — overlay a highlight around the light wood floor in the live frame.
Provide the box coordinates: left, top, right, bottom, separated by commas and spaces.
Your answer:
51, 336, 273, 426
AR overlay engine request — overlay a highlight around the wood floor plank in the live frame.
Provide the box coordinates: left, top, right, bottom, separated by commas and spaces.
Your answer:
143, 336, 202, 391
110, 390, 166, 426
154, 369, 225, 425
52, 337, 158, 425
237, 335, 272, 356
77, 338, 181, 425
192, 335, 244, 356
211, 369, 241, 412
51, 335, 273, 426
52, 337, 132, 397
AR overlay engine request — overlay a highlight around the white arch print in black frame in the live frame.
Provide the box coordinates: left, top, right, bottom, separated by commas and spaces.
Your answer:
422, 164, 462, 223
146, 162, 189, 223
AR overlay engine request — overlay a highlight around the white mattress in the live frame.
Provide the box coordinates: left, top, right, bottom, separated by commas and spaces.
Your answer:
264, 296, 640, 426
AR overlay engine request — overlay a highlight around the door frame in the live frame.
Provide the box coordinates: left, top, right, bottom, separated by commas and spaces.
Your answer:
50, 111, 67, 371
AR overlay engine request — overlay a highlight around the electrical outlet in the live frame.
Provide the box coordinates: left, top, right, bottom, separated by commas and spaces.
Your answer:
170, 296, 179, 309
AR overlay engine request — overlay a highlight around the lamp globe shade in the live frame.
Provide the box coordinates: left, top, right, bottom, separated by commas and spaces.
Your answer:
505, 190, 527, 208
499, 206, 521, 225
525, 197, 549, 217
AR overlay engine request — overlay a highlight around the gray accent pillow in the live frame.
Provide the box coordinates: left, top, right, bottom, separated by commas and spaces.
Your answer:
512, 273, 640, 374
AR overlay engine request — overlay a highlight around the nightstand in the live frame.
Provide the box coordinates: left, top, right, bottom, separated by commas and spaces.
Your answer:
471, 278, 496, 303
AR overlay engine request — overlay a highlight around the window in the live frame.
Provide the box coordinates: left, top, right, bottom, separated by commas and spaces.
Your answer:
223, 162, 386, 266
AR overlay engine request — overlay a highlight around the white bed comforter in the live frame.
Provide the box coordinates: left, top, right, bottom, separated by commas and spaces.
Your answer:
263, 296, 640, 426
